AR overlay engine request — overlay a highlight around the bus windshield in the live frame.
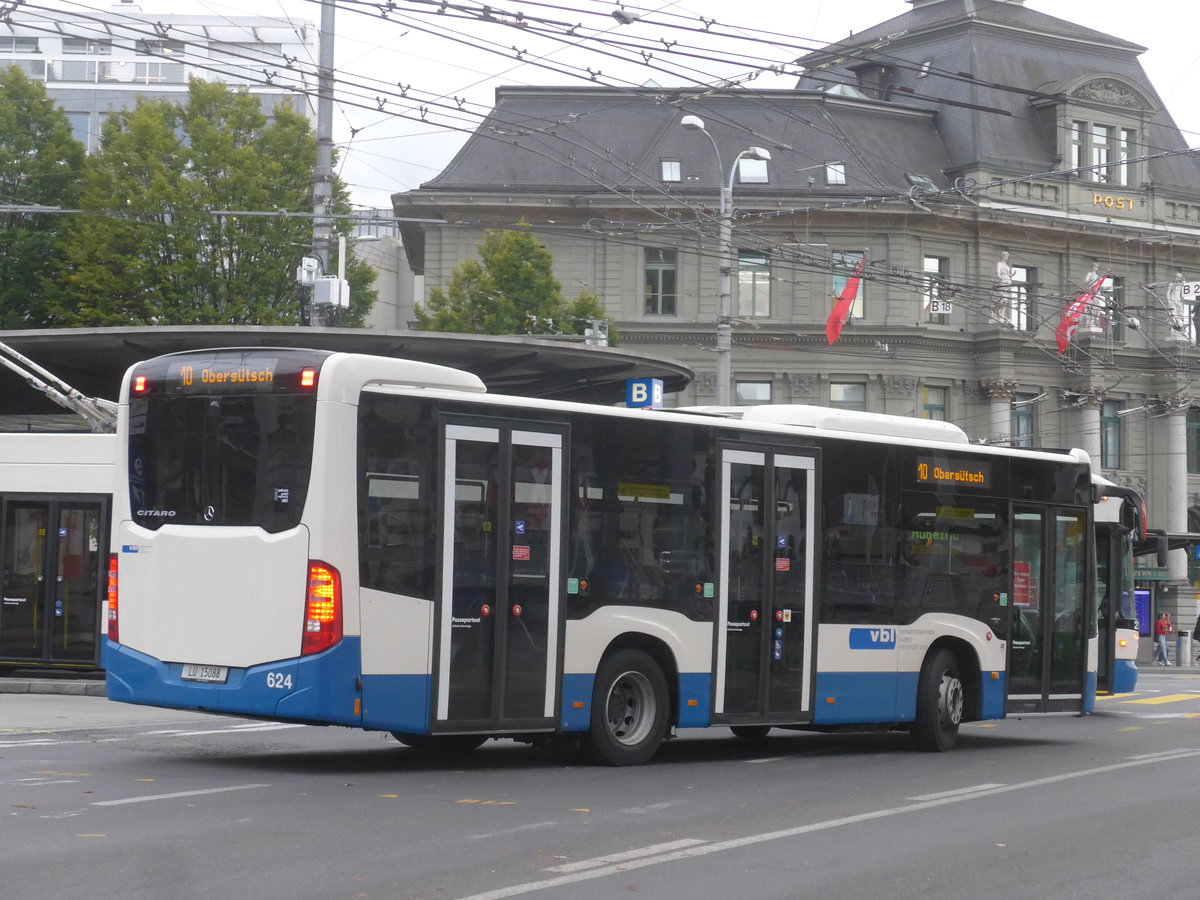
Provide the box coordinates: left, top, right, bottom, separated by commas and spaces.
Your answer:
126, 350, 325, 533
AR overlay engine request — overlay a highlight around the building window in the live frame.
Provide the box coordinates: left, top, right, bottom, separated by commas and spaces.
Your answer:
1010, 265, 1035, 332
136, 39, 186, 56
65, 112, 92, 151
1093, 275, 1124, 342
643, 247, 677, 316
826, 161, 846, 185
0, 37, 38, 53
832, 251, 865, 320
660, 159, 680, 183
736, 250, 770, 317
830, 382, 866, 411
1100, 399, 1122, 470
1012, 392, 1038, 448
922, 256, 949, 324
735, 380, 772, 406
62, 38, 112, 55
1188, 411, 1200, 475
1072, 120, 1137, 185
922, 386, 948, 421
737, 157, 768, 183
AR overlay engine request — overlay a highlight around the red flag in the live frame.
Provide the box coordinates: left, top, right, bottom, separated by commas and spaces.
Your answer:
1054, 282, 1102, 353
825, 256, 866, 345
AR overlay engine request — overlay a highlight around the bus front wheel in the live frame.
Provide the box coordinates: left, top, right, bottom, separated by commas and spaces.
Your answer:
586, 649, 669, 766
910, 649, 963, 753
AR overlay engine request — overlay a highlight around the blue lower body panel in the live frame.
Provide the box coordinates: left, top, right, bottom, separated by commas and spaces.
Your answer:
559, 671, 712, 731
360, 674, 432, 734
980, 670, 1006, 719
1110, 659, 1138, 694
105, 637, 363, 726
812, 671, 916, 724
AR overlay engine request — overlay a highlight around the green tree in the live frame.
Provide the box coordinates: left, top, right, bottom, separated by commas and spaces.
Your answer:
0, 66, 85, 327
415, 226, 611, 338
46, 79, 374, 327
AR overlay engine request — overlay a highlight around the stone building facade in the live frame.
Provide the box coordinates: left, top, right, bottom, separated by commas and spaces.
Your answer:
393, 0, 1200, 618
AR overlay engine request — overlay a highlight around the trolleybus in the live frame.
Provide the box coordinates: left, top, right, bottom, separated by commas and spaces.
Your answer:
0, 433, 114, 671
1093, 478, 1146, 694
106, 348, 1104, 764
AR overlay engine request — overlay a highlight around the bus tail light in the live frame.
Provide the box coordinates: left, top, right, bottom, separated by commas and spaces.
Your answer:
301, 561, 342, 656
106, 553, 119, 644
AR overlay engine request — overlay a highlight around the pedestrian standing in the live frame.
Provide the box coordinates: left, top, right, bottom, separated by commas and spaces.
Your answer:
1154, 612, 1172, 665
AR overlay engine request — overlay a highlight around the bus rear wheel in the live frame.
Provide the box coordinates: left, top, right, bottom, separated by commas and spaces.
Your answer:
910, 648, 963, 752
586, 649, 669, 766
391, 732, 487, 755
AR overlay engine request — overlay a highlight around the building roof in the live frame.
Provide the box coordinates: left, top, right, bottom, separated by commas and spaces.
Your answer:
795, 0, 1196, 186
0, 327, 693, 429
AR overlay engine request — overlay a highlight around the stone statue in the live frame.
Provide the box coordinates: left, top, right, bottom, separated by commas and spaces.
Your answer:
991, 251, 1016, 324
1167, 271, 1190, 341
995, 251, 1015, 287
1079, 262, 1106, 334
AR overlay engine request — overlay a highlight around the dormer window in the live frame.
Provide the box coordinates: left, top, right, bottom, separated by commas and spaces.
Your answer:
661, 159, 681, 182
1071, 120, 1137, 185
1032, 77, 1151, 189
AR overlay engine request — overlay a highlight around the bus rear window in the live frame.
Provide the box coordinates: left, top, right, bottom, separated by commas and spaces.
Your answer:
127, 351, 324, 533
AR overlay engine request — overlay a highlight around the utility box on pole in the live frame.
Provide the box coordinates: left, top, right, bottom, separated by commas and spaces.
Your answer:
312, 275, 348, 307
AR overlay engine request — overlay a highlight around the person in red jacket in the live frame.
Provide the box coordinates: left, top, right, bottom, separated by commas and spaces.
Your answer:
1154, 612, 1173, 665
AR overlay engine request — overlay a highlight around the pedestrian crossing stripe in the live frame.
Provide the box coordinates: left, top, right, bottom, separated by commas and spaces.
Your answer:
1121, 693, 1199, 705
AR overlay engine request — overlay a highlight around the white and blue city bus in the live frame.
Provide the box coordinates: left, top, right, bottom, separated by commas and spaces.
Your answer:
1093, 477, 1147, 694
105, 348, 1102, 764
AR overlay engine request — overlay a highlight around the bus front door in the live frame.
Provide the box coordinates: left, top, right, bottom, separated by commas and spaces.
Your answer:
1006, 506, 1089, 713
715, 448, 817, 726
434, 421, 565, 734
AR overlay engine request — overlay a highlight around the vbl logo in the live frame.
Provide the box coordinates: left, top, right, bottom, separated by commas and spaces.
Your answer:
849, 627, 897, 649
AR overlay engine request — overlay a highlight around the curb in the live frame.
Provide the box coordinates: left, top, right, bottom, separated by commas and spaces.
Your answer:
0, 679, 106, 697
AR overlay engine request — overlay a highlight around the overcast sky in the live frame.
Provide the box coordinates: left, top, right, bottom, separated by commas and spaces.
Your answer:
55, 0, 1200, 210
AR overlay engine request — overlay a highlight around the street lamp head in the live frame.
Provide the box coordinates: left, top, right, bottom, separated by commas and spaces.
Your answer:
680, 114, 706, 132
744, 146, 772, 161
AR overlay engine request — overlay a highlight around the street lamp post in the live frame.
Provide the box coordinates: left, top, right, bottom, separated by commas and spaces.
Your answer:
680, 115, 771, 407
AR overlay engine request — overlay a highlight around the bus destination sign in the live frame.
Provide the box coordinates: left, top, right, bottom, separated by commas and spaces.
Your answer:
168, 358, 278, 391
916, 456, 993, 489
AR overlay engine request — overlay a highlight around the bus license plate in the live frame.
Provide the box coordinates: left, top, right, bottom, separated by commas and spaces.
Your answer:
181, 663, 228, 683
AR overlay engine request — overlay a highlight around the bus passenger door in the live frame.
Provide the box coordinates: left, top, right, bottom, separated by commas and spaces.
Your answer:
435, 421, 565, 733
0, 498, 107, 668
1007, 506, 1089, 713
715, 447, 817, 725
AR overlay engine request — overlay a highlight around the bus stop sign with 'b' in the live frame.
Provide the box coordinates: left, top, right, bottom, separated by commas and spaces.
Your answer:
626, 378, 663, 409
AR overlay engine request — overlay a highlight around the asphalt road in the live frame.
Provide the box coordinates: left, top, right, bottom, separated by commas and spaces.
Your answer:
4, 670, 1199, 900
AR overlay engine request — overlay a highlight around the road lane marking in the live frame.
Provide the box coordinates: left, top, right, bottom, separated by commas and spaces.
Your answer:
470, 822, 560, 840
907, 783, 1006, 801
90, 784, 269, 806
544, 839, 708, 873
461, 749, 1200, 899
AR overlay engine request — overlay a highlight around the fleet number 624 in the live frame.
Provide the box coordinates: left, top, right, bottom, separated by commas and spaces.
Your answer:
266, 671, 293, 690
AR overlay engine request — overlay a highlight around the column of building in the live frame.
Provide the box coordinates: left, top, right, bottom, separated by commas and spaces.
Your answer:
982, 379, 1016, 444
1151, 400, 1197, 664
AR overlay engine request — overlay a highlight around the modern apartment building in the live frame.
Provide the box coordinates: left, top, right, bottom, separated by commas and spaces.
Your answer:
1, 1, 312, 150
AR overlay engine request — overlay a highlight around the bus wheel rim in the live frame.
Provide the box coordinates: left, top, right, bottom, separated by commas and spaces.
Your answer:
604, 670, 654, 746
